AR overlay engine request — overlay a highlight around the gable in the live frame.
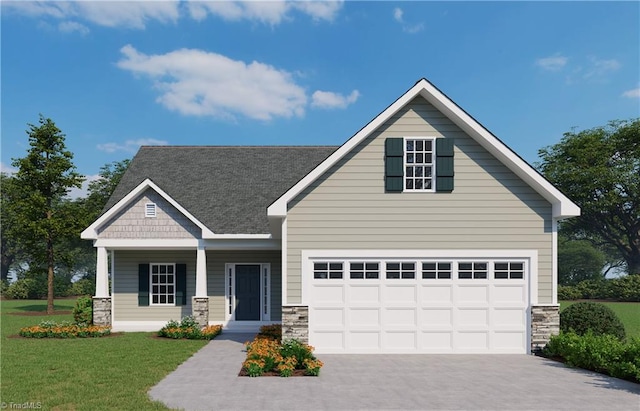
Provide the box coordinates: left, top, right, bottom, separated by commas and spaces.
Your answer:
97, 188, 201, 239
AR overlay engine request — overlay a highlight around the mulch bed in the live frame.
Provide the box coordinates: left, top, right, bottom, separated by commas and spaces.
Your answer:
6, 310, 73, 316
238, 368, 313, 377
7, 332, 124, 339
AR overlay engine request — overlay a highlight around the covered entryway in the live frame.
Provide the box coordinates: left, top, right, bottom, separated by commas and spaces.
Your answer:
304, 251, 534, 354
234, 265, 261, 320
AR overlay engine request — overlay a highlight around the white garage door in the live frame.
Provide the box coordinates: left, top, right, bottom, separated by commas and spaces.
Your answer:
307, 256, 529, 354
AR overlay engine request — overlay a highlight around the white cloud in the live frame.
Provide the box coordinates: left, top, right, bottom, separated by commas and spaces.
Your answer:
535, 54, 568, 71
1, 162, 17, 174
622, 88, 640, 98
58, 20, 89, 35
311, 90, 360, 109
187, 0, 343, 24
392, 6, 424, 34
4, 0, 180, 30
66, 174, 100, 199
583, 57, 621, 80
116, 44, 308, 120
97, 138, 168, 153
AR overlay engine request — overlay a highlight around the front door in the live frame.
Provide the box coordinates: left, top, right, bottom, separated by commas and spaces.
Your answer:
235, 265, 261, 321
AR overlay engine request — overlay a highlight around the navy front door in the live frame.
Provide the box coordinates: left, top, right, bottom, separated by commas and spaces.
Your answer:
235, 265, 261, 321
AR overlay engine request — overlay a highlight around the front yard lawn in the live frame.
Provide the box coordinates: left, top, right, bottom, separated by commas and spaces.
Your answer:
0, 299, 207, 410
560, 301, 640, 338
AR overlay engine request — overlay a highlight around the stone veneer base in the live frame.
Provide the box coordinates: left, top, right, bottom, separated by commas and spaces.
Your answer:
192, 297, 209, 328
531, 305, 560, 352
93, 297, 112, 327
282, 305, 309, 343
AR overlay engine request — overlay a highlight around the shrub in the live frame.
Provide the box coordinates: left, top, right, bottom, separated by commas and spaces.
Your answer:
280, 339, 315, 367
68, 279, 95, 297
557, 285, 582, 300
543, 332, 640, 383
258, 324, 282, 341
19, 320, 111, 338
560, 302, 626, 340
73, 296, 93, 326
242, 336, 322, 377
157, 316, 222, 340
608, 275, 640, 302
5, 278, 38, 299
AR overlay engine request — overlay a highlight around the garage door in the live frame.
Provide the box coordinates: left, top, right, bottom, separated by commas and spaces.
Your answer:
307, 256, 529, 354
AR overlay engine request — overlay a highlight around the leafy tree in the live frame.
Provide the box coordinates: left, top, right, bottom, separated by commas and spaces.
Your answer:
538, 119, 640, 275
558, 233, 606, 285
11, 115, 83, 313
1, 173, 23, 282
85, 159, 130, 221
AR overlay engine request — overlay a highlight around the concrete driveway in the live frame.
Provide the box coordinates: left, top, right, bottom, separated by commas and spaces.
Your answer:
149, 334, 640, 411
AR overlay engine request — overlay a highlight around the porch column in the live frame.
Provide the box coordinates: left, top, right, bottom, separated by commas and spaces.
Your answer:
95, 246, 109, 297
195, 242, 207, 297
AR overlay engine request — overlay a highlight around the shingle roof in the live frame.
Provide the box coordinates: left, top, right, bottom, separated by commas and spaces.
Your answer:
104, 146, 338, 234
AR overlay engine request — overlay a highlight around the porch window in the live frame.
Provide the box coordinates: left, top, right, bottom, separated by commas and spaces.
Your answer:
151, 263, 175, 305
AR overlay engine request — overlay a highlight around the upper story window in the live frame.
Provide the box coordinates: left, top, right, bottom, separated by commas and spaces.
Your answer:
145, 202, 157, 218
405, 139, 434, 191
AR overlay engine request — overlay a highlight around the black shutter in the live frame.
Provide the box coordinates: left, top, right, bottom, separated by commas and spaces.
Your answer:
138, 264, 150, 306
385, 138, 404, 192
175, 264, 187, 306
436, 138, 454, 192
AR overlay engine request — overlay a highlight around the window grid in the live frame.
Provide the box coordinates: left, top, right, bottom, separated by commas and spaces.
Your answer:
422, 262, 452, 279
349, 262, 380, 279
405, 138, 434, 191
314, 262, 344, 279
495, 262, 525, 279
150, 263, 175, 305
386, 262, 416, 279
458, 262, 488, 279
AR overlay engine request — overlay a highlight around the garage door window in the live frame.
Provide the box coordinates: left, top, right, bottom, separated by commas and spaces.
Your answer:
386, 262, 415, 279
495, 262, 524, 279
458, 262, 488, 279
350, 262, 380, 279
314, 262, 343, 279
422, 262, 452, 279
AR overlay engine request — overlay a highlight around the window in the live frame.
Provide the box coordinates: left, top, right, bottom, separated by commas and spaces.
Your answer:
458, 262, 488, 279
405, 139, 434, 191
314, 262, 343, 279
350, 262, 380, 279
145, 202, 157, 218
151, 263, 175, 305
422, 262, 452, 279
495, 262, 524, 279
386, 262, 415, 279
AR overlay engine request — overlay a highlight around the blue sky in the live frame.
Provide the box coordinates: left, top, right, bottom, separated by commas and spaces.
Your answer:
2, 1, 639, 197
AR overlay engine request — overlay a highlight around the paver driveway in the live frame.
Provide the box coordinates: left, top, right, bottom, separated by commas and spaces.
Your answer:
149, 334, 640, 411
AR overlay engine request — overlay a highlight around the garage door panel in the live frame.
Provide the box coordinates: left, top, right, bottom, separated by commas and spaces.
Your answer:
349, 331, 381, 350
311, 331, 344, 352
493, 285, 526, 304
457, 285, 489, 304
349, 308, 380, 327
457, 331, 489, 350
421, 284, 453, 305
458, 308, 489, 327
348, 285, 380, 304
421, 308, 453, 328
384, 285, 417, 304
312, 308, 344, 327
313, 285, 345, 305
493, 308, 526, 327
384, 308, 417, 326
493, 331, 526, 351
421, 331, 453, 351
384, 331, 417, 350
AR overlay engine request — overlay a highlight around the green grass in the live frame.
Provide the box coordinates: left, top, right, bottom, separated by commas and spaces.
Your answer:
560, 301, 640, 339
1, 299, 208, 410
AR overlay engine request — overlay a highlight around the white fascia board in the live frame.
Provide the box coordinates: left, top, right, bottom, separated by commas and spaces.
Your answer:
205, 234, 272, 239
93, 237, 280, 250
81, 178, 215, 239
267, 81, 425, 218
267, 78, 580, 220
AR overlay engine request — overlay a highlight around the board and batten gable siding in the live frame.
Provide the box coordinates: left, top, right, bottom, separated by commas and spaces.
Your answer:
286, 96, 554, 303
97, 189, 200, 239
207, 250, 282, 322
112, 250, 196, 321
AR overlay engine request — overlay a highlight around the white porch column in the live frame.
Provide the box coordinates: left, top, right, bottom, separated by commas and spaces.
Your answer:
95, 246, 110, 297
195, 242, 207, 297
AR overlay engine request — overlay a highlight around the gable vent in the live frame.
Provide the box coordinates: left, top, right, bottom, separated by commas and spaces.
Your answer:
145, 202, 157, 218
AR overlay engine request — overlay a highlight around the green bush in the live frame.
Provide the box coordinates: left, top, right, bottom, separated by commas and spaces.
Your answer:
157, 316, 222, 340
543, 332, 640, 383
73, 296, 93, 326
558, 285, 582, 300
608, 275, 640, 302
5, 279, 39, 299
558, 275, 640, 301
68, 279, 94, 297
258, 324, 282, 341
560, 301, 626, 340
280, 339, 315, 367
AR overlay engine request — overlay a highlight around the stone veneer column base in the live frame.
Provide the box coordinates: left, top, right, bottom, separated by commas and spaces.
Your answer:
192, 297, 209, 328
282, 306, 309, 343
92, 297, 112, 327
531, 305, 560, 352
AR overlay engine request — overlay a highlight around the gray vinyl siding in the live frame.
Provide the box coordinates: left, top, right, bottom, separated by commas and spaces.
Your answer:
113, 250, 196, 321
98, 189, 201, 239
206, 250, 282, 321
286, 96, 554, 303
112, 249, 282, 322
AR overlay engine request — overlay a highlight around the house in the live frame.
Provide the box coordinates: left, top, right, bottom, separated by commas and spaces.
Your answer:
81, 79, 580, 354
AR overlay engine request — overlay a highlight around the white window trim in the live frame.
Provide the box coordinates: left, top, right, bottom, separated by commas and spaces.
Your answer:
403, 137, 437, 193
301, 249, 538, 305
149, 262, 176, 306
224, 263, 271, 322
145, 202, 157, 218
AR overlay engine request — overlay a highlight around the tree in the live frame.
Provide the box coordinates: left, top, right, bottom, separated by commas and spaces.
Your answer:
85, 159, 130, 221
11, 115, 83, 313
538, 119, 640, 274
1, 173, 23, 282
558, 233, 606, 285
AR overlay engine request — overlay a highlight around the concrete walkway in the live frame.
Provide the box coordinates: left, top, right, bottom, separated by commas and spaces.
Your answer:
149, 334, 640, 411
